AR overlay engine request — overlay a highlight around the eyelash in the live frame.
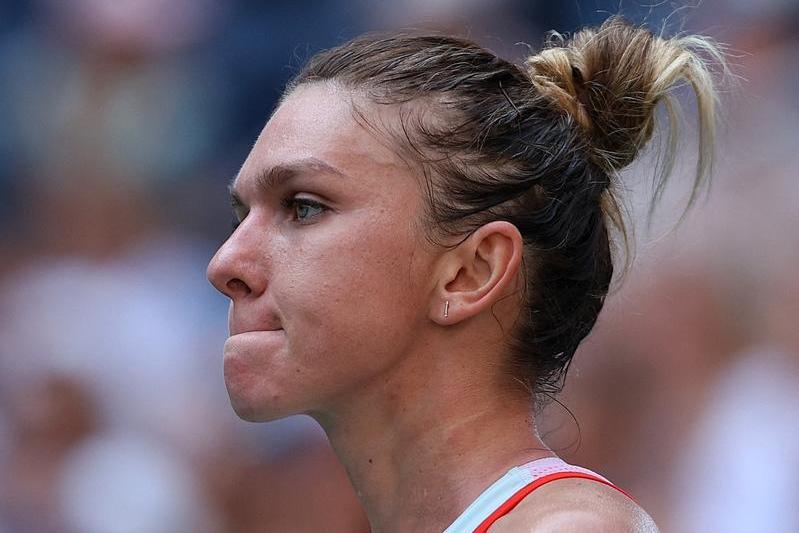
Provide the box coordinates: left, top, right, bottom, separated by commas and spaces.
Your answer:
280, 196, 328, 224
230, 196, 328, 231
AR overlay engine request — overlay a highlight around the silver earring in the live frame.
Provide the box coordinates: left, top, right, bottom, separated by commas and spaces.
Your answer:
444, 300, 449, 318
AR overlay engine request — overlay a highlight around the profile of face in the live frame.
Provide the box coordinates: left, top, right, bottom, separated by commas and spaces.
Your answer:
207, 82, 439, 422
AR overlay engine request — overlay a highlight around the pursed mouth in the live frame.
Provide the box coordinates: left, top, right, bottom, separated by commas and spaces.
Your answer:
230, 328, 283, 336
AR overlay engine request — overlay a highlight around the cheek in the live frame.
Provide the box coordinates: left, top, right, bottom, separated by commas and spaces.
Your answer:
281, 217, 424, 371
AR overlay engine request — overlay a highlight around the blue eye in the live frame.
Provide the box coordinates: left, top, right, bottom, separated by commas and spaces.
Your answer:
230, 212, 246, 234
282, 197, 327, 223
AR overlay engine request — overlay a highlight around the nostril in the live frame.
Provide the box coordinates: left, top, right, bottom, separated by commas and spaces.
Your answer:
226, 278, 251, 296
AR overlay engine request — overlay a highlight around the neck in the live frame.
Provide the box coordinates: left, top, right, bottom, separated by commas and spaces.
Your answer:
309, 342, 552, 533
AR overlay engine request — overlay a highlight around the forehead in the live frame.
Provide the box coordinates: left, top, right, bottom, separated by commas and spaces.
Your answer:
235, 81, 411, 194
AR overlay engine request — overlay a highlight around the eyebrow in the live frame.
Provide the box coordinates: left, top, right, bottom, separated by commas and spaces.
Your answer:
229, 157, 350, 205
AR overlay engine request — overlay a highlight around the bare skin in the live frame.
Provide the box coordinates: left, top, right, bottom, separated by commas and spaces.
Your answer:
207, 80, 657, 532
489, 479, 659, 532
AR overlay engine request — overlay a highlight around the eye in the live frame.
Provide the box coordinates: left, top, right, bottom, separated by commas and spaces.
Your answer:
281, 196, 328, 224
229, 194, 247, 234
230, 209, 247, 234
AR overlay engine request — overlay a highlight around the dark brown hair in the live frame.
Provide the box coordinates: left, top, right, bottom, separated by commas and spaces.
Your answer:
287, 17, 723, 398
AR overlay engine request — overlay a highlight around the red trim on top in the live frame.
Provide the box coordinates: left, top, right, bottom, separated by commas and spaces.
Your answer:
472, 472, 636, 533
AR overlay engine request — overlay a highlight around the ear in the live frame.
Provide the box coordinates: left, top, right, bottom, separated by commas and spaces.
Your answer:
430, 221, 524, 326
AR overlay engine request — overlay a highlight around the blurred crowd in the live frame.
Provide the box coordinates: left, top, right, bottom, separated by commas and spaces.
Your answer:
0, 1, 797, 532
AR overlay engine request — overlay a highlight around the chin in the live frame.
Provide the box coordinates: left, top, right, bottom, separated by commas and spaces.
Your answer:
228, 395, 288, 422
225, 382, 298, 423
229, 400, 272, 422
223, 351, 290, 422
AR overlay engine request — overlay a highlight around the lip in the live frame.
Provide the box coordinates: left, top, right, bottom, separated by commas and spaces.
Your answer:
229, 312, 282, 337
229, 328, 283, 336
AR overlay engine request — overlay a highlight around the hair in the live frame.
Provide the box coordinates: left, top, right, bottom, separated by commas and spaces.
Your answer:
287, 16, 724, 399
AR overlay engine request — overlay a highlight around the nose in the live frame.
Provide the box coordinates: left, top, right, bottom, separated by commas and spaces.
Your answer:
207, 230, 264, 301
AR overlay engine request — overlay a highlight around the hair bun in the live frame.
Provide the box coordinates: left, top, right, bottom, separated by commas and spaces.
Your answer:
526, 45, 593, 133
526, 16, 724, 205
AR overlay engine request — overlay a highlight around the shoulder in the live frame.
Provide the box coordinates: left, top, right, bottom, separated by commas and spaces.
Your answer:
487, 477, 659, 533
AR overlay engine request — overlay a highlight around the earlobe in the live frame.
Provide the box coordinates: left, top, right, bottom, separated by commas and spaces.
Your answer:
431, 298, 455, 326
430, 221, 523, 326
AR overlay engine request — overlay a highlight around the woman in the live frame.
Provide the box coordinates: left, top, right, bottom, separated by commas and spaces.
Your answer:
207, 17, 722, 532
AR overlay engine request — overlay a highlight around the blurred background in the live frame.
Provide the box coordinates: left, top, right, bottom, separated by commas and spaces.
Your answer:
0, 1, 797, 532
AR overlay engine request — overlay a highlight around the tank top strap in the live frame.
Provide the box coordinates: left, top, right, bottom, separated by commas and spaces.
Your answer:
442, 457, 634, 533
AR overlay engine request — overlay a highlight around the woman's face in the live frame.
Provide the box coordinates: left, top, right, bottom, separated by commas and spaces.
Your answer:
207, 82, 436, 422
